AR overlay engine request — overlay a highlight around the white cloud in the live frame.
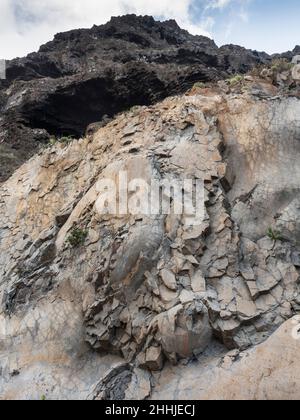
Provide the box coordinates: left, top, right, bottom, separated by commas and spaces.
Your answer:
204, 0, 251, 40
0, 0, 213, 59
207, 0, 250, 10
209, 0, 233, 9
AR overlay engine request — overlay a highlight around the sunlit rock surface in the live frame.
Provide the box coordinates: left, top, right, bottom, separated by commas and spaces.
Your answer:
1, 77, 300, 399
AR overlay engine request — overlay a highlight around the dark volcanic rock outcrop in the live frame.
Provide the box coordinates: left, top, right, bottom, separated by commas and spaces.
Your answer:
0, 14, 271, 182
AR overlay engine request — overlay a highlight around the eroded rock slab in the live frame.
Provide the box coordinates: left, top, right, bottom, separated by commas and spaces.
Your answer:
151, 317, 300, 400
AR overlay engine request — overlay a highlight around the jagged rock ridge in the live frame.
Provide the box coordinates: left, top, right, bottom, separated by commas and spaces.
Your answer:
0, 14, 275, 182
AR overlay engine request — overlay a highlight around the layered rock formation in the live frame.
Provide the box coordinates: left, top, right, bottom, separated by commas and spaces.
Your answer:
0, 15, 272, 182
1, 70, 300, 399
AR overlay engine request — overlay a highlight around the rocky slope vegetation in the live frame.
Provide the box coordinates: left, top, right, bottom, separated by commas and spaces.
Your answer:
0, 14, 274, 183
0, 69, 300, 399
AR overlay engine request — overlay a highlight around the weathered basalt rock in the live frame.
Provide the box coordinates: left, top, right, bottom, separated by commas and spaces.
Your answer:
0, 75, 300, 399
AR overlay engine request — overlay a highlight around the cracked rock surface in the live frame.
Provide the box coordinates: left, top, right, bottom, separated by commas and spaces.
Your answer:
0, 77, 300, 399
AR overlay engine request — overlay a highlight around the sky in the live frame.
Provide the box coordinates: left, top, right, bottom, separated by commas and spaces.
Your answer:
0, 0, 299, 59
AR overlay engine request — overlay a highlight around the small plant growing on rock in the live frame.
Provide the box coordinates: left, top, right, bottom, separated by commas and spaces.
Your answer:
66, 227, 88, 248
228, 75, 244, 86
267, 227, 282, 241
254, 59, 294, 84
46, 135, 75, 148
39, 138, 56, 151
270, 58, 293, 73
59, 135, 74, 144
193, 82, 206, 89
49, 136, 58, 146
130, 105, 141, 113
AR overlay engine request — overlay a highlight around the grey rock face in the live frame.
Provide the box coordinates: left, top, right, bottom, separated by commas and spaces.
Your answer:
0, 77, 300, 399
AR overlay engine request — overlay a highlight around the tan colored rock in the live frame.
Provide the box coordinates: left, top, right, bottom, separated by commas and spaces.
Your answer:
191, 271, 206, 293
255, 268, 280, 294
145, 346, 164, 371
179, 290, 195, 304
160, 269, 177, 291
145, 271, 160, 296
203, 318, 300, 400
151, 318, 300, 400
236, 297, 257, 320
124, 368, 152, 400
159, 285, 179, 303
154, 302, 212, 361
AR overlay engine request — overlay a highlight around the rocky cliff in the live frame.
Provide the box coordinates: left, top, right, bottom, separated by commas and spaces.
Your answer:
1, 67, 300, 399
0, 14, 274, 183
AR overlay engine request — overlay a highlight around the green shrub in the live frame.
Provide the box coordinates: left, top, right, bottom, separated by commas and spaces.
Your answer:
59, 135, 74, 144
130, 105, 140, 113
228, 75, 244, 86
193, 82, 206, 89
49, 136, 57, 145
47, 135, 74, 147
66, 227, 88, 248
270, 58, 293, 73
267, 227, 282, 241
